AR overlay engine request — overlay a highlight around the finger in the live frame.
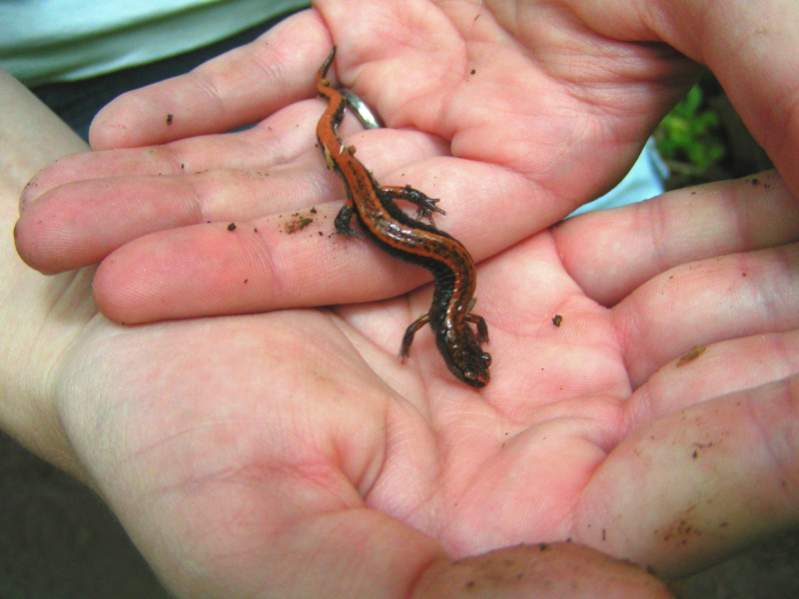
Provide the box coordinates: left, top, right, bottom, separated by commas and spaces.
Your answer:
20, 98, 328, 208
576, 374, 799, 577
612, 242, 799, 385
555, 171, 799, 306
89, 156, 550, 324
89, 9, 331, 149
415, 543, 672, 598
627, 330, 799, 428
15, 127, 447, 274
15, 158, 326, 274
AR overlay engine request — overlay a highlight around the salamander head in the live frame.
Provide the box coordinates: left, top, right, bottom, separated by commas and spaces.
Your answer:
441, 327, 491, 388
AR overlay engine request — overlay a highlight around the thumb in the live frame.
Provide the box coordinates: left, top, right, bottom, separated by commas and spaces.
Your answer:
414, 543, 672, 598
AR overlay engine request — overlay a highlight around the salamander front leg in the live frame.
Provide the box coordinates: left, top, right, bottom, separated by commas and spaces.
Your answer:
466, 314, 489, 343
334, 204, 357, 236
381, 185, 446, 222
400, 313, 431, 360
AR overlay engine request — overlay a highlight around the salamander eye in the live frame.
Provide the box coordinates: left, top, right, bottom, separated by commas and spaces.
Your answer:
481, 352, 492, 366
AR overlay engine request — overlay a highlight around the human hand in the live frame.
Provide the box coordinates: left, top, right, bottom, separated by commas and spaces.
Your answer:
19, 0, 799, 324
5, 68, 799, 595
7, 1, 799, 596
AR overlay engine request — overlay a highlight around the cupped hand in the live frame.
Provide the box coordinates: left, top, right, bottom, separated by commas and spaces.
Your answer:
7, 1, 799, 597
20, 0, 799, 324
5, 79, 799, 594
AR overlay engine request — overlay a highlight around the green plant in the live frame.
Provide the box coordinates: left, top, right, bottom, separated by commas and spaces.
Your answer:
655, 84, 726, 180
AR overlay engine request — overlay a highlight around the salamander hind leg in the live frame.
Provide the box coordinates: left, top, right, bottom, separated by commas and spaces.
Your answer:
381, 185, 446, 222
400, 313, 431, 360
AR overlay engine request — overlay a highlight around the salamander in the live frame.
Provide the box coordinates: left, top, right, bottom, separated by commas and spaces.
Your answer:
316, 47, 491, 387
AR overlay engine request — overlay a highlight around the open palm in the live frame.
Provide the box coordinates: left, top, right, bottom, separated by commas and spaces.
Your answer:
15, 171, 799, 597
10, 1, 799, 597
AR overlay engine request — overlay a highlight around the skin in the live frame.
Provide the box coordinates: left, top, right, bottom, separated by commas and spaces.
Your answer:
6, 0, 799, 597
